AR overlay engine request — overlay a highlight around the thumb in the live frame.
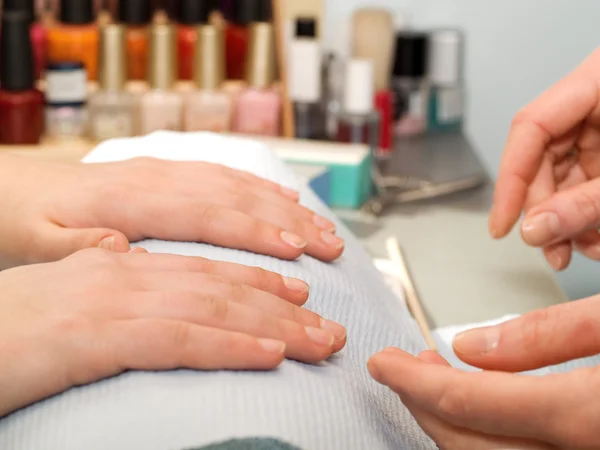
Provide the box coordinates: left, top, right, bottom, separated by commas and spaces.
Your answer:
521, 177, 600, 247
452, 296, 600, 372
42, 224, 131, 260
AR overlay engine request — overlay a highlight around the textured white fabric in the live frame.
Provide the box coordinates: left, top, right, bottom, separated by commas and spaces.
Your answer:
0, 133, 436, 450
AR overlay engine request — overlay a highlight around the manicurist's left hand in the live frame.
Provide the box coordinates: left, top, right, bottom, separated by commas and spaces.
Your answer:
0, 154, 344, 269
368, 297, 600, 450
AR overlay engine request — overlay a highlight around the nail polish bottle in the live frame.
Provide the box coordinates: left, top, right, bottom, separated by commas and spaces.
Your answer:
89, 24, 139, 141
0, 11, 45, 145
3, 0, 47, 80
226, 0, 271, 80
428, 29, 464, 133
233, 22, 280, 136
391, 32, 430, 137
289, 17, 324, 140
184, 24, 232, 132
139, 24, 183, 134
118, 0, 152, 81
45, 62, 88, 140
176, 0, 218, 81
47, 0, 99, 81
336, 59, 379, 151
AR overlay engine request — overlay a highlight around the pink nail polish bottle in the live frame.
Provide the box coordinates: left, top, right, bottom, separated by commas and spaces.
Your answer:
233, 22, 281, 136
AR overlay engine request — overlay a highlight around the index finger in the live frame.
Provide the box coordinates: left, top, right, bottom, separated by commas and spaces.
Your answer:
491, 51, 600, 238
368, 350, 596, 447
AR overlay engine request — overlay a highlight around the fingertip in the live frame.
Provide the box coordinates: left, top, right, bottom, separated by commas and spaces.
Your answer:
98, 232, 131, 253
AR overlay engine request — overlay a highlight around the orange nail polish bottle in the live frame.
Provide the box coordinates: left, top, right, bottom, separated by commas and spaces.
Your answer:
118, 0, 151, 81
47, 0, 99, 81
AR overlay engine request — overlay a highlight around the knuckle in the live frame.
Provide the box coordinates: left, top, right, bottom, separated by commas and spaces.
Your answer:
183, 256, 211, 273
167, 322, 193, 358
197, 204, 222, 229
204, 297, 230, 322
520, 309, 554, 353
436, 383, 471, 419
572, 190, 600, 224
249, 266, 274, 291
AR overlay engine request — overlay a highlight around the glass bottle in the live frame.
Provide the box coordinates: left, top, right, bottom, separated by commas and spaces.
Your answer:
0, 11, 44, 145
184, 24, 232, 132
47, 0, 99, 81
89, 24, 138, 141
139, 23, 183, 134
233, 22, 280, 136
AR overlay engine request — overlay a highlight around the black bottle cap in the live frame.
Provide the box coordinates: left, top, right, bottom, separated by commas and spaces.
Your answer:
0, 11, 35, 91
393, 32, 429, 78
119, 0, 152, 25
60, 0, 94, 24
3, 0, 35, 23
295, 17, 316, 38
231, 0, 271, 26
176, 0, 217, 25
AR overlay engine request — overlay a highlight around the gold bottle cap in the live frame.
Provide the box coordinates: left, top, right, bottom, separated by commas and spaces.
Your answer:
99, 24, 127, 91
245, 22, 276, 88
194, 24, 225, 90
148, 23, 176, 90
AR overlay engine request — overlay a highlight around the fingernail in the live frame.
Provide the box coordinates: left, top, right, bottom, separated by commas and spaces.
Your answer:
321, 231, 345, 249
313, 215, 336, 232
546, 249, 564, 271
258, 338, 286, 354
305, 326, 334, 347
521, 212, 561, 246
281, 231, 307, 249
320, 318, 346, 341
98, 236, 115, 251
283, 277, 309, 294
453, 326, 500, 355
281, 186, 299, 199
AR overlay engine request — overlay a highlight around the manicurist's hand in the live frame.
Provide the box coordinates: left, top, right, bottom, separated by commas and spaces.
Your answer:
0, 154, 344, 270
0, 249, 346, 418
490, 48, 600, 271
368, 298, 600, 449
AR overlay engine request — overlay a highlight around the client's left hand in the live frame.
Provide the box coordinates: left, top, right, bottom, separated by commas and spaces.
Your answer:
368, 297, 600, 450
0, 155, 344, 269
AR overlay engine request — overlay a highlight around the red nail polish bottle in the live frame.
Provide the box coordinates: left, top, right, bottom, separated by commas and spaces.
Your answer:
226, 0, 271, 80
176, 0, 217, 81
3, 0, 47, 80
0, 11, 45, 145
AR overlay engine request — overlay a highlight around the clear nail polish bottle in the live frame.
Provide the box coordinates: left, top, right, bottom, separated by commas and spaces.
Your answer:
89, 24, 139, 141
183, 22, 232, 132
139, 23, 183, 134
289, 17, 324, 140
335, 59, 380, 151
428, 29, 464, 133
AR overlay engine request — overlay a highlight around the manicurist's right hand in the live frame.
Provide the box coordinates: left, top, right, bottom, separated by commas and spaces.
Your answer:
0, 249, 346, 418
490, 48, 600, 271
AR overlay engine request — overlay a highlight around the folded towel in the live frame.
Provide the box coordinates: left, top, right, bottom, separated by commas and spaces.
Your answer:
0, 132, 436, 450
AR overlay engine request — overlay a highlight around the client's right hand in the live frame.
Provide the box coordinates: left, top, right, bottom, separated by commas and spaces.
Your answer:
0, 249, 346, 418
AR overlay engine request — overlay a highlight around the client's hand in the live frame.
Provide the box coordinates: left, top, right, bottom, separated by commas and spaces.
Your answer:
0, 155, 344, 270
0, 249, 346, 418
489, 48, 600, 271
368, 298, 600, 449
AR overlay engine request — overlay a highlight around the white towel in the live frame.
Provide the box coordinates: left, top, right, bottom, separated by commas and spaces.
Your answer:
0, 132, 436, 450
